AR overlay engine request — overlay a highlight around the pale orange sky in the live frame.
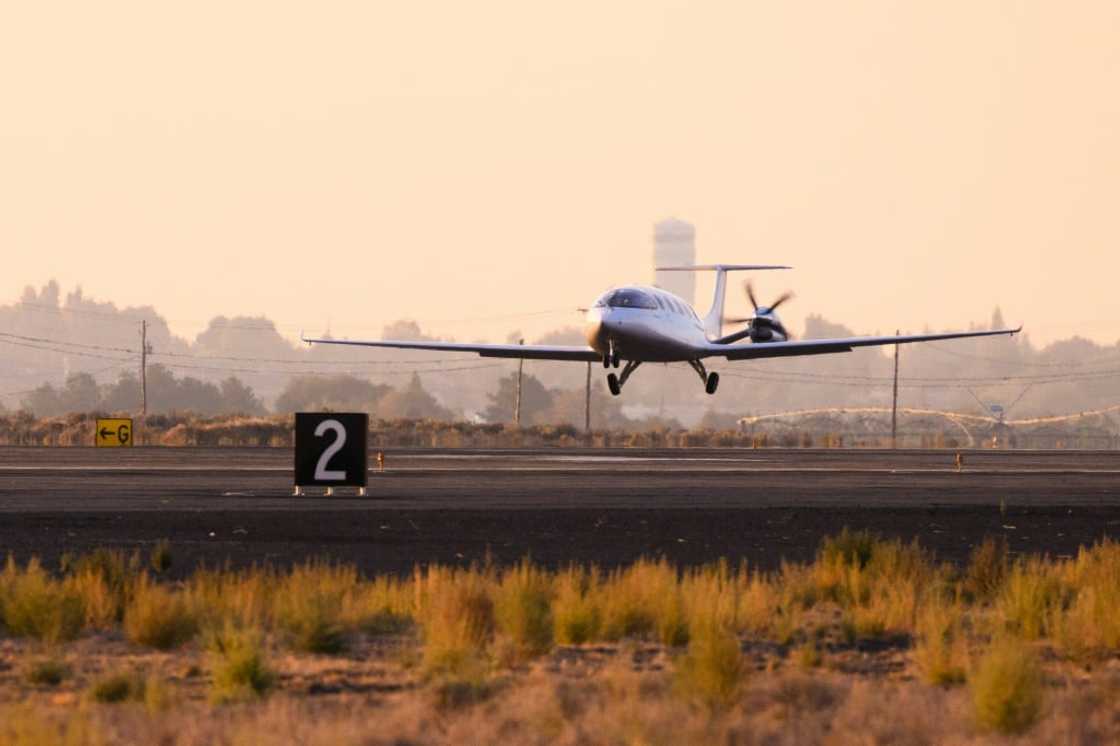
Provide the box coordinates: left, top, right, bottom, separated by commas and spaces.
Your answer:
2, 2, 1118, 346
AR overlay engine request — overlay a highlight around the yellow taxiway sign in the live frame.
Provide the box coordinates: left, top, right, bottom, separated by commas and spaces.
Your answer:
95, 418, 133, 447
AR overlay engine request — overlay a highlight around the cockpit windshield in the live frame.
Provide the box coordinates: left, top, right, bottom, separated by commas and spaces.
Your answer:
597, 288, 658, 310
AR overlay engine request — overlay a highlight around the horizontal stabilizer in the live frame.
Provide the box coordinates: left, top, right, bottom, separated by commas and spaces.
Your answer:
656, 264, 791, 272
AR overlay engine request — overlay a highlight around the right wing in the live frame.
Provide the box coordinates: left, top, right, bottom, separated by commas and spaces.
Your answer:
708, 327, 1021, 361
302, 335, 600, 362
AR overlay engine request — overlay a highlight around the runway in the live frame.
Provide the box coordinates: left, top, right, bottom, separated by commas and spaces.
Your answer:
2, 447, 1119, 574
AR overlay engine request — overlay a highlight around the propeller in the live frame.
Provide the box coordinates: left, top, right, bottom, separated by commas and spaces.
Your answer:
724, 282, 795, 325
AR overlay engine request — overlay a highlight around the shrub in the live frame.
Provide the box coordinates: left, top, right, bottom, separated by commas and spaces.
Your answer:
417, 566, 495, 675
964, 536, 1009, 602
273, 563, 351, 655
819, 528, 877, 571
970, 638, 1043, 735
88, 672, 145, 704
675, 620, 745, 709
553, 567, 601, 645
25, 658, 69, 687
997, 559, 1063, 640
599, 559, 679, 642
207, 623, 275, 704
494, 561, 553, 661
0, 557, 84, 643
913, 598, 968, 686
124, 577, 197, 650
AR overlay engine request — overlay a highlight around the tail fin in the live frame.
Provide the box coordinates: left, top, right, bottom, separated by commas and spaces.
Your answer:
655, 264, 791, 339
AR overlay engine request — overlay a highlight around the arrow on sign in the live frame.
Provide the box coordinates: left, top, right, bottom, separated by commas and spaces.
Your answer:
99, 428, 113, 440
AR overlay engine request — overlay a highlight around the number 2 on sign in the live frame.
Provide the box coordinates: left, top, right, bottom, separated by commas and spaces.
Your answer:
314, 419, 347, 481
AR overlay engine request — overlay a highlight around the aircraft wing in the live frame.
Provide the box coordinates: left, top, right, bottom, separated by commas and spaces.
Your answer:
709, 327, 1021, 361
302, 336, 601, 362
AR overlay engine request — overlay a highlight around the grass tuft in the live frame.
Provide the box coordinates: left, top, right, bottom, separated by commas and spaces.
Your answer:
206, 623, 275, 704
272, 562, 351, 654
417, 566, 495, 675
123, 576, 198, 650
553, 567, 602, 645
970, 637, 1044, 735
87, 672, 145, 704
24, 658, 69, 687
494, 560, 554, 661
674, 619, 744, 709
149, 540, 173, 575
0, 557, 84, 643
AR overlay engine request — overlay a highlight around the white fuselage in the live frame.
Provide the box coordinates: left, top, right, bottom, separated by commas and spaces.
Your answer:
584, 285, 711, 363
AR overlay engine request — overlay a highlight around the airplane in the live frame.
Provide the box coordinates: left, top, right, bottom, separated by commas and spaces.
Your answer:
303, 265, 1021, 396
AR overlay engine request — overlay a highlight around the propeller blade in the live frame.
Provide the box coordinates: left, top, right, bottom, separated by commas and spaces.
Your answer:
769, 291, 795, 312
745, 281, 759, 311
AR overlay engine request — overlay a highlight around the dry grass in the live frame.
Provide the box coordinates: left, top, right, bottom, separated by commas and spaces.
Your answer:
0, 556, 84, 643
272, 561, 352, 654
416, 565, 496, 676
6, 532, 1120, 742
970, 637, 1044, 735
124, 575, 198, 650
206, 622, 275, 704
494, 560, 554, 661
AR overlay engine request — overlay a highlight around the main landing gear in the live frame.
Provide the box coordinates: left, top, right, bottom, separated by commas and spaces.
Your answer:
606, 360, 641, 396
689, 360, 720, 395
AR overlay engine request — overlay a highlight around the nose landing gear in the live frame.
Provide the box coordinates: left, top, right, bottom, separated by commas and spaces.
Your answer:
689, 360, 720, 395
606, 360, 641, 396
602, 339, 620, 369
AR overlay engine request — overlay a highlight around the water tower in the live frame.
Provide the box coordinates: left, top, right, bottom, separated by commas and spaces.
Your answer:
653, 218, 696, 306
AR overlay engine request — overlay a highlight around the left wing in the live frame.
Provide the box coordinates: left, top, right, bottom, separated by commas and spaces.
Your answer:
302, 335, 601, 362
706, 327, 1021, 361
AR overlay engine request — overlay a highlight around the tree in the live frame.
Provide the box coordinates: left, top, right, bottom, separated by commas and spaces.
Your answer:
483, 372, 553, 424
218, 377, 266, 415
274, 375, 390, 413
376, 374, 454, 420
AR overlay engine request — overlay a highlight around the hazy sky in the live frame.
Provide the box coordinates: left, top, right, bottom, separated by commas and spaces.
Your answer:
2, 2, 1118, 346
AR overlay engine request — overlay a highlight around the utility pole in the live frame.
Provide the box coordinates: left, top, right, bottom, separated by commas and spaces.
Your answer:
891, 329, 900, 449
584, 361, 591, 433
513, 339, 524, 426
140, 320, 148, 417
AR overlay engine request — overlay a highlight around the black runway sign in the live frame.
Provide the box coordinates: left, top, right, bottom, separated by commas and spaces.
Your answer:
294, 413, 368, 488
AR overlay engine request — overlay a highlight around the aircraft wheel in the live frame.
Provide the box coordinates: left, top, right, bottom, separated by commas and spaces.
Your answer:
607, 373, 622, 396
705, 372, 720, 395
611, 353, 620, 368
602, 355, 610, 369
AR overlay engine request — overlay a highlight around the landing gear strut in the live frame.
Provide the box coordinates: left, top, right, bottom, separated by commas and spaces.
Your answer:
607, 360, 641, 396
689, 360, 720, 395
602, 339, 620, 369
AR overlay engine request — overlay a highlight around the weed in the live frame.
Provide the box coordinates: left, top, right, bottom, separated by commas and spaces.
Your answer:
124, 576, 197, 650
88, 672, 145, 704
820, 528, 877, 571
970, 637, 1043, 735
674, 620, 744, 709
25, 658, 69, 687
207, 623, 275, 704
150, 540, 172, 574
273, 562, 352, 654
494, 560, 553, 661
794, 641, 822, 670
0, 558, 84, 643
417, 566, 495, 675
913, 598, 968, 686
553, 567, 601, 645
997, 558, 1063, 640
963, 536, 1009, 602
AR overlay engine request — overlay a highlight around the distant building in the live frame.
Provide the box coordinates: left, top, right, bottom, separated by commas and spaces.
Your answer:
653, 218, 696, 306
